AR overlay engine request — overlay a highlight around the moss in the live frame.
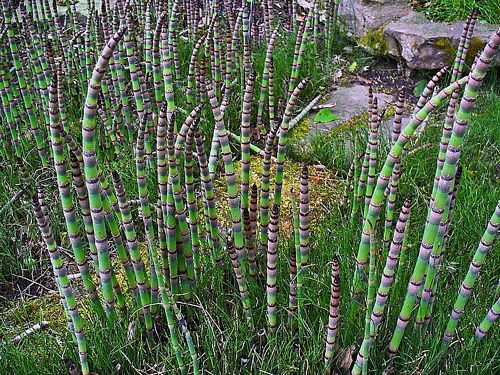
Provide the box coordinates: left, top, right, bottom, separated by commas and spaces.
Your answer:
214, 157, 342, 232
339, 76, 351, 87
433, 36, 487, 67
288, 118, 311, 143
326, 112, 368, 138
0, 293, 66, 337
466, 36, 486, 67
358, 27, 388, 55
383, 104, 396, 120
433, 37, 456, 65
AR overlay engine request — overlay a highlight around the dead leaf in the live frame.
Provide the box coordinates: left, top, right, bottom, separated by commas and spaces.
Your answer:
356, 75, 372, 85
338, 344, 357, 372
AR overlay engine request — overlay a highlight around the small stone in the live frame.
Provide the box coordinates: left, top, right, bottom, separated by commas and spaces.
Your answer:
343, 46, 354, 54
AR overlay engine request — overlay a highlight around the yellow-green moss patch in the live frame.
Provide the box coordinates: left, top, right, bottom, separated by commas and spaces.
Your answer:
359, 27, 388, 54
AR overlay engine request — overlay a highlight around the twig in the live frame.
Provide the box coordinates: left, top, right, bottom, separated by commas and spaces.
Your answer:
13, 321, 50, 344
0, 189, 26, 215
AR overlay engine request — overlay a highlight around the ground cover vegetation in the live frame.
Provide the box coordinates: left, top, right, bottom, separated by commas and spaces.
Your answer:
0, 1, 499, 374
417, 0, 500, 25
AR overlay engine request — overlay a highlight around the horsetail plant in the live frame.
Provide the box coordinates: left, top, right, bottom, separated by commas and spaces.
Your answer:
3, 3, 500, 374
352, 225, 377, 374
267, 204, 280, 332
442, 201, 500, 346
416, 11, 479, 325
354, 195, 413, 373
324, 256, 340, 366
206, 78, 253, 325
351, 65, 487, 297
31, 191, 89, 375
289, 187, 301, 330
475, 296, 500, 341
299, 165, 310, 271
416, 165, 463, 327
81, 29, 127, 319
389, 31, 500, 355
48, 64, 103, 315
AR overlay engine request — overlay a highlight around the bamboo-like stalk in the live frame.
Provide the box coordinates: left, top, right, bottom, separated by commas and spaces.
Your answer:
363, 97, 380, 218
190, 120, 221, 266
273, 77, 310, 207
111, 171, 153, 333
2, 0, 47, 166
356, 195, 412, 372
451, 9, 478, 83
411, 67, 447, 121
299, 165, 310, 270
290, 187, 302, 329
81, 29, 126, 319
383, 163, 403, 251
167, 110, 198, 296
256, 26, 279, 127
475, 296, 500, 341
266, 204, 280, 331
417, 14, 479, 322
354, 147, 369, 220
389, 31, 500, 355
287, 12, 311, 100
243, 207, 257, 277
221, 10, 241, 114
324, 256, 340, 365
152, 11, 168, 106
49, 65, 103, 314
416, 166, 463, 326
31, 192, 89, 375
186, 35, 207, 108
206, 78, 252, 323
423, 167, 462, 329
442, 201, 499, 346
352, 226, 377, 374
249, 183, 258, 244
352, 74, 471, 295
183, 121, 202, 277
240, 72, 256, 213
287, 211, 298, 328
382, 88, 406, 249
156, 103, 181, 296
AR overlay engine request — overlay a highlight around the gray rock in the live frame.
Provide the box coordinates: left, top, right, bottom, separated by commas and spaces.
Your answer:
384, 12, 499, 70
338, 0, 411, 53
308, 84, 394, 135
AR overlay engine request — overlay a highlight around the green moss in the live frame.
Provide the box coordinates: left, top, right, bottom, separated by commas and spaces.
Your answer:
383, 104, 396, 120
327, 112, 368, 138
0, 293, 66, 337
433, 36, 486, 67
358, 27, 387, 54
466, 37, 486, 67
433, 37, 456, 65
288, 118, 311, 143
214, 157, 342, 232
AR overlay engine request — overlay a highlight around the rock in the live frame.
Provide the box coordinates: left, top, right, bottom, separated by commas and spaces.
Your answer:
338, 0, 412, 54
308, 84, 394, 135
338, 1, 498, 71
384, 11, 499, 70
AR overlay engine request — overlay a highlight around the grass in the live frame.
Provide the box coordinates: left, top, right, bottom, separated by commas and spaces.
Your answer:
0, 30, 348, 285
1, 9, 499, 373
1, 79, 499, 373
419, 0, 500, 25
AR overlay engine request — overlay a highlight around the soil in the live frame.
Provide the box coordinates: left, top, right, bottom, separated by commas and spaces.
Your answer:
353, 59, 419, 104
0, 270, 56, 306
